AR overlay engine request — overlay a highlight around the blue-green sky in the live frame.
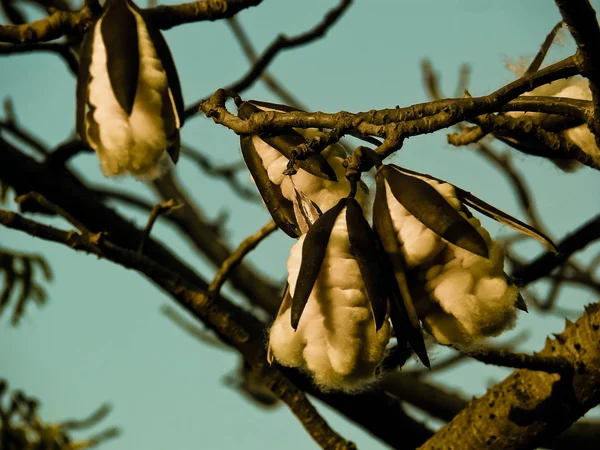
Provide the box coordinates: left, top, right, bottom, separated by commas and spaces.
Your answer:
1, 1, 599, 449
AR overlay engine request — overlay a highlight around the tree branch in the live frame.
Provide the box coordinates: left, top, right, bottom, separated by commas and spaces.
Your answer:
0, 0, 265, 43
185, 0, 352, 117
207, 220, 277, 298
0, 208, 356, 450
554, 0, 600, 146
513, 214, 600, 286
419, 303, 600, 449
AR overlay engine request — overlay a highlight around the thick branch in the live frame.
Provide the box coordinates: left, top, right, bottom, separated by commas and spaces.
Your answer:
420, 304, 600, 449
0, 0, 264, 43
0, 208, 355, 449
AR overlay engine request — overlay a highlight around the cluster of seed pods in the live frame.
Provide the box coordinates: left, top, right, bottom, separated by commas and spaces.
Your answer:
238, 100, 556, 392
75, 0, 558, 393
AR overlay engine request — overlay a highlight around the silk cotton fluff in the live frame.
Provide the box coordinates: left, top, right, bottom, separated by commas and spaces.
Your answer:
238, 100, 369, 238
268, 200, 391, 392
76, 0, 184, 179
375, 166, 519, 346
506, 76, 600, 170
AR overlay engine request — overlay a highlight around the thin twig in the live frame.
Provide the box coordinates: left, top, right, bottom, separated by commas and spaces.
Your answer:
180, 145, 261, 202
513, 215, 600, 286
226, 16, 307, 110
137, 199, 181, 254
207, 220, 277, 298
457, 347, 574, 375
160, 304, 230, 350
186, 0, 352, 117
15, 192, 90, 235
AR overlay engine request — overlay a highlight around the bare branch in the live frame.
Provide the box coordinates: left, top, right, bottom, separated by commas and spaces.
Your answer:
186, 0, 352, 117
0, 41, 78, 74
0, 207, 356, 449
226, 16, 307, 110
180, 145, 261, 202
555, 0, 600, 145
150, 170, 282, 314
137, 199, 181, 254
513, 214, 600, 286
0, 0, 265, 44
207, 220, 276, 298
420, 303, 600, 449
458, 347, 574, 375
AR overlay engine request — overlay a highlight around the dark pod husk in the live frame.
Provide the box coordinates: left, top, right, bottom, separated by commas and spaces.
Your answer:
101, 0, 139, 115
373, 175, 430, 367
237, 101, 337, 181
268, 284, 293, 364
291, 199, 347, 329
387, 165, 557, 252
379, 165, 489, 258
76, 0, 184, 164
240, 136, 300, 238
346, 198, 388, 330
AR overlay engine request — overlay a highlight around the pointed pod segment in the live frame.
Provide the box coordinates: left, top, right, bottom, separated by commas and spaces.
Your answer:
373, 175, 430, 367
241, 136, 300, 238
345, 198, 388, 330
101, 0, 139, 114
380, 165, 489, 258
515, 293, 528, 312
453, 187, 557, 252
291, 199, 347, 329
237, 101, 337, 181
291, 183, 322, 235
389, 165, 557, 252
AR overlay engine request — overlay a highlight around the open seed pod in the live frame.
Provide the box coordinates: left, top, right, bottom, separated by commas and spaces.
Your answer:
498, 77, 600, 171
238, 100, 368, 237
374, 165, 555, 346
77, 0, 184, 179
268, 198, 397, 392
498, 24, 600, 171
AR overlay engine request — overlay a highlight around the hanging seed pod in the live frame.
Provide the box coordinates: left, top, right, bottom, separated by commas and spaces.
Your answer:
238, 100, 369, 236
76, 0, 184, 180
373, 165, 553, 345
499, 77, 600, 171
240, 136, 299, 238
499, 23, 600, 171
268, 198, 394, 392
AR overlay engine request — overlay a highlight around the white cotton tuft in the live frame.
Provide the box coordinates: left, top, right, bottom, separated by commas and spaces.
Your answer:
385, 176, 518, 345
507, 76, 600, 168
268, 209, 391, 392
86, 7, 176, 180
251, 134, 369, 219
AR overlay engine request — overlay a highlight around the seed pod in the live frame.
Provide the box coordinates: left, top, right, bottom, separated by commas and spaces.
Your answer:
237, 101, 337, 181
238, 100, 369, 236
374, 165, 527, 345
373, 174, 430, 367
77, 0, 184, 180
268, 198, 393, 392
501, 77, 600, 171
240, 136, 300, 238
